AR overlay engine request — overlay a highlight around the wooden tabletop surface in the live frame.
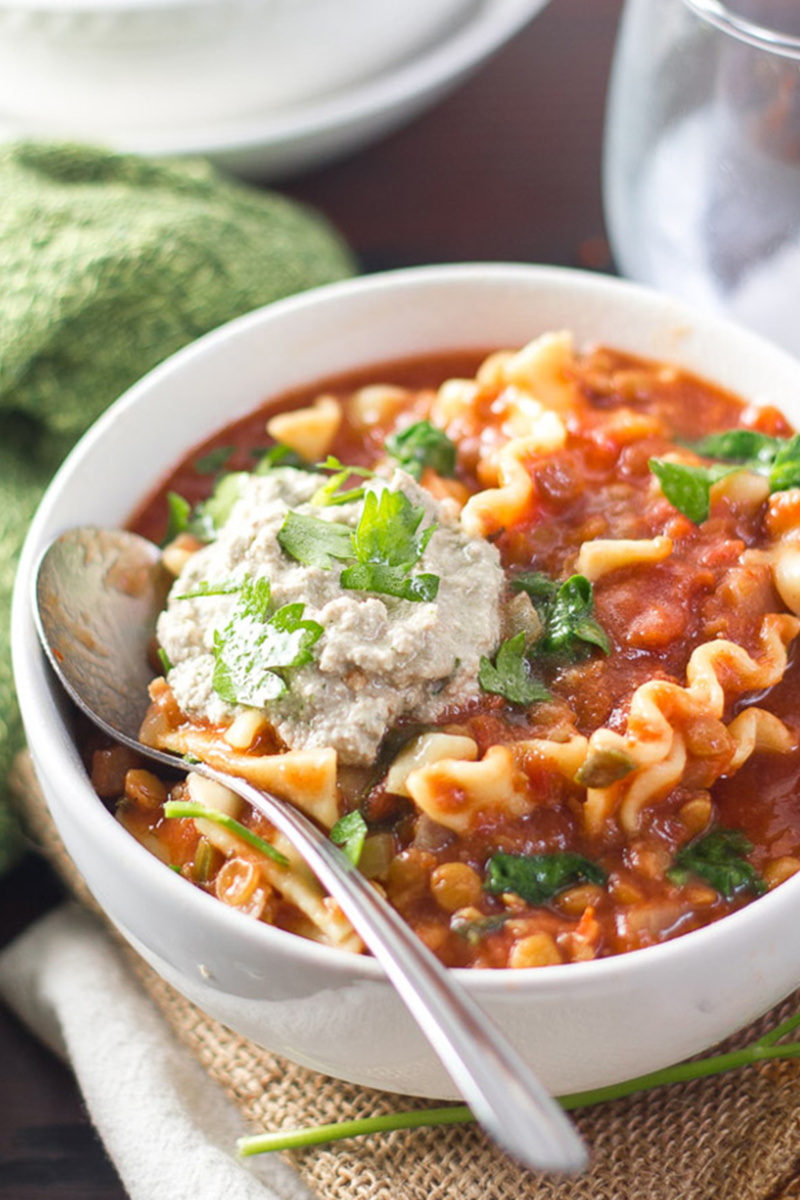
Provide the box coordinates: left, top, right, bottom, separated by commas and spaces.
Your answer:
0, 2, 624, 1196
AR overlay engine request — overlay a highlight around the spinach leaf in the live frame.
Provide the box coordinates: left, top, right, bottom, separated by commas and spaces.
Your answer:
690, 429, 781, 466
653, 428, 800, 523
478, 632, 551, 706
539, 575, 611, 656
769, 433, 800, 492
385, 420, 457, 480
484, 851, 607, 905
666, 828, 766, 899
330, 810, 368, 866
212, 579, 323, 707
511, 572, 610, 660
648, 458, 738, 525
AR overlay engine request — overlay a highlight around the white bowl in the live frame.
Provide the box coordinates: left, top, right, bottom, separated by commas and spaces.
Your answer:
13, 264, 800, 1099
0, 0, 476, 134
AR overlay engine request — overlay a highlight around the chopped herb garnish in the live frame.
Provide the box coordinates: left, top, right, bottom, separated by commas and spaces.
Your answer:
484, 851, 607, 906
511, 571, 558, 608
478, 632, 551, 706
351, 488, 435, 568
194, 445, 236, 475
163, 491, 191, 546
648, 459, 739, 525
385, 420, 457, 480
330, 810, 368, 866
182, 753, 201, 765
312, 456, 375, 507
511, 572, 610, 660
666, 828, 766, 899
164, 800, 289, 866
279, 487, 440, 602
211, 578, 323, 707
277, 511, 354, 569
157, 647, 172, 675
192, 471, 249, 539
252, 443, 310, 474
340, 561, 440, 602
164, 473, 249, 545
451, 912, 510, 945
174, 580, 241, 600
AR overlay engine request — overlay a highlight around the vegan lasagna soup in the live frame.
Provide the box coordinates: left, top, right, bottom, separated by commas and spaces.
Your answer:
88, 332, 800, 968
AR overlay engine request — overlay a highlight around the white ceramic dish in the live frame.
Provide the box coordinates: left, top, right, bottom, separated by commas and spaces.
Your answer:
0, 0, 475, 134
13, 264, 800, 1100
0, 0, 551, 180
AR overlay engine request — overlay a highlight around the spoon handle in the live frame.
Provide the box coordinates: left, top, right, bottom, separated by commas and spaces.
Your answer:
203, 762, 587, 1173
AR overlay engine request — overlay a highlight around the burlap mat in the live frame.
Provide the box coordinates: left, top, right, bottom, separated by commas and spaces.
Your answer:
11, 750, 800, 1200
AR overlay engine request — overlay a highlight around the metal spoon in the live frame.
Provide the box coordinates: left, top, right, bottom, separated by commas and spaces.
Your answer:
33, 526, 587, 1174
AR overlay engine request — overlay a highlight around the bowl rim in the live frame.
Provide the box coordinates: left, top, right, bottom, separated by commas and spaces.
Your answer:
14, 259, 800, 993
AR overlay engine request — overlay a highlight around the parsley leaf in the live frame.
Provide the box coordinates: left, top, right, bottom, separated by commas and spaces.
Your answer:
194, 445, 236, 475
351, 488, 435, 567
174, 580, 241, 600
163, 491, 191, 546
511, 572, 610, 660
340, 562, 440, 602
341, 488, 439, 603
211, 579, 323, 707
278, 487, 440, 603
192, 472, 249, 538
330, 810, 368, 866
277, 511, 354, 569
666, 828, 766, 899
478, 632, 551, 706
252, 443, 311, 474
648, 458, 738, 525
511, 572, 558, 610
312, 456, 374, 507
385, 421, 457, 480
484, 851, 607, 906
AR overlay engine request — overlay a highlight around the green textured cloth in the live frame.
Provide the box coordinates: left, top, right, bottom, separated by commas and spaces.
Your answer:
0, 141, 355, 873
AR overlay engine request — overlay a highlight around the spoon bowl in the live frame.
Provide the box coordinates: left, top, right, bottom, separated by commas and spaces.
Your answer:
33, 524, 587, 1174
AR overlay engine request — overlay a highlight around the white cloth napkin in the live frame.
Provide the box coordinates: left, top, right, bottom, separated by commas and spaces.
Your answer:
0, 903, 316, 1200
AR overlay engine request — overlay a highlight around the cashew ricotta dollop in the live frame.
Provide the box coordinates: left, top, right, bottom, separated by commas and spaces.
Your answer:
157, 467, 504, 765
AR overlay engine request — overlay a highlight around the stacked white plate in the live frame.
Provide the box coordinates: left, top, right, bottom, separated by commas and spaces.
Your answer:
0, 0, 551, 178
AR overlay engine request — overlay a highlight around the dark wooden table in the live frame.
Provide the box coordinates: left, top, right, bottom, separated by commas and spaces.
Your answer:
0, 2, 623, 1195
